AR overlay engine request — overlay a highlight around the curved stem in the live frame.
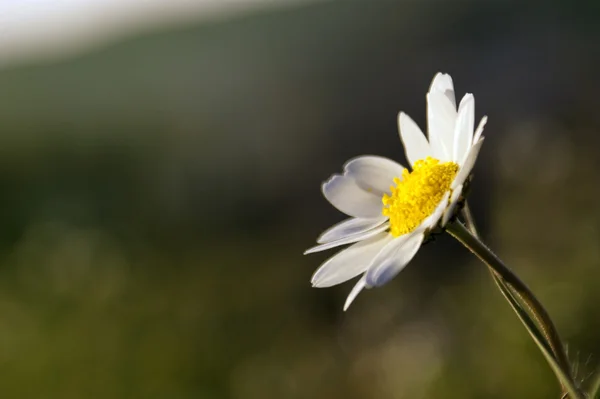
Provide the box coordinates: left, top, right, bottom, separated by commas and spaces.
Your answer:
496, 278, 583, 399
446, 217, 579, 397
461, 203, 569, 369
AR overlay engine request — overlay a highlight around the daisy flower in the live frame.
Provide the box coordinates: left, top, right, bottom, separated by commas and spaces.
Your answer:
305, 73, 488, 310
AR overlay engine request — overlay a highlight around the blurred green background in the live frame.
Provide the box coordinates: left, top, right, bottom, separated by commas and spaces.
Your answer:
0, 1, 598, 398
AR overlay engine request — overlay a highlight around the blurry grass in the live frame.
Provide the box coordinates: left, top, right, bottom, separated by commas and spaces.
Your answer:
0, 1, 597, 397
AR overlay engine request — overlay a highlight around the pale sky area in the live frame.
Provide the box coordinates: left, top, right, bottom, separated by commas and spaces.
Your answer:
0, 0, 315, 69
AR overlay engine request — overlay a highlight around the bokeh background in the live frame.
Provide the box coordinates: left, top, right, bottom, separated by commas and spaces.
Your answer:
0, 1, 598, 398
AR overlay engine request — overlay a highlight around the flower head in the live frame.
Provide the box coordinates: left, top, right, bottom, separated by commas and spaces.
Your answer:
305, 73, 488, 310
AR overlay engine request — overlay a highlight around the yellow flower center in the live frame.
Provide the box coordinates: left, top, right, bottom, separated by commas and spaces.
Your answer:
382, 157, 458, 237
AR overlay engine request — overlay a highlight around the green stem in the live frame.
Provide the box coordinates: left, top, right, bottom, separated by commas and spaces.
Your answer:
494, 273, 583, 399
446, 217, 579, 397
461, 203, 567, 366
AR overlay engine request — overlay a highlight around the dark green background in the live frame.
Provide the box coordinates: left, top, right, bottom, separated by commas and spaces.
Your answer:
0, 1, 598, 398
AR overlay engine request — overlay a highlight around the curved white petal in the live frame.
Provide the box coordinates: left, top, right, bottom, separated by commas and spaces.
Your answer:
398, 112, 432, 167
317, 217, 387, 244
473, 116, 488, 145
305, 222, 389, 254
344, 156, 405, 196
442, 184, 463, 227
311, 233, 393, 288
453, 94, 474, 164
322, 174, 382, 218
365, 232, 425, 287
363, 191, 449, 287
343, 275, 368, 311
429, 73, 456, 108
427, 91, 457, 161
451, 138, 485, 190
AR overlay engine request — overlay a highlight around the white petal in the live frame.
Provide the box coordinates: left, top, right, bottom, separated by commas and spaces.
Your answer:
343, 275, 368, 311
451, 138, 485, 190
473, 116, 488, 145
427, 91, 457, 161
429, 73, 456, 108
344, 156, 405, 196
442, 184, 463, 227
398, 112, 432, 167
305, 223, 389, 254
311, 233, 393, 288
453, 94, 474, 164
317, 217, 387, 244
322, 174, 382, 218
363, 192, 449, 287
365, 232, 424, 287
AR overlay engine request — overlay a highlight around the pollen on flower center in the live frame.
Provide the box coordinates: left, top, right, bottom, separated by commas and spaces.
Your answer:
382, 157, 458, 237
